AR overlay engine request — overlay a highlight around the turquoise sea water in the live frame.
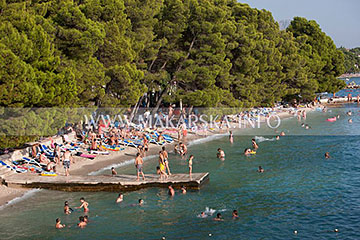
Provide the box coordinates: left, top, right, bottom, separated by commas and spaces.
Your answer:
1, 106, 360, 239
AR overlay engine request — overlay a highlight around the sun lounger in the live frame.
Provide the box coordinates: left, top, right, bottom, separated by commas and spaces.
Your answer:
0, 160, 27, 173
22, 157, 47, 168
41, 145, 55, 157
120, 139, 141, 148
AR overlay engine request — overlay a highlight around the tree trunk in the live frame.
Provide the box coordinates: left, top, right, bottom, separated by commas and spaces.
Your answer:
188, 105, 193, 115
151, 36, 197, 114
152, 88, 167, 115
129, 95, 144, 123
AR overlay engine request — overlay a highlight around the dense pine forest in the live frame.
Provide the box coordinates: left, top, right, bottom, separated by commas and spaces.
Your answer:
0, 0, 346, 108
0, 0, 347, 148
339, 47, 360, 74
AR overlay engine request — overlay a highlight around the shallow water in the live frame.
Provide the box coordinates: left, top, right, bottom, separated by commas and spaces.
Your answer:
1, 106, 360, 239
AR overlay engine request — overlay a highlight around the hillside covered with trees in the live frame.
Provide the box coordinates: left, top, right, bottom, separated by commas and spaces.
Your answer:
0, 0, 346, 147
338, 47, 360, 74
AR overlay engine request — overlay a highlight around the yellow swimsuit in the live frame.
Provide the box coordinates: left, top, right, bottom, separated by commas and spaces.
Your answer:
160, 163, 165, 171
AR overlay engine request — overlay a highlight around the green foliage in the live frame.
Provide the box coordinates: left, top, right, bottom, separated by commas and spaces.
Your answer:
0, 0, 346, 148
339, 47, 360, 73
287, 17, 345, 93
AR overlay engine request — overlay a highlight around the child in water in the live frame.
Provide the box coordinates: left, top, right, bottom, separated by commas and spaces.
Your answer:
111, 167, 117, 176
78, 216, 87, 228
244, 148, 252, 156
116, 193, 123, 203
232, 210, 239, 218
214, 213, 223, 221
64, 201, 72, 215
76, 197, 89, 213
55, 218, 65, 229
217, 148, 225, 161
251, 139, 259, 150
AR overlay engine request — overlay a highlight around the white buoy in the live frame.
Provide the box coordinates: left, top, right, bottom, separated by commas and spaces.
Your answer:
209, 233, 212, 237
334, 229, 339, 232
162, 237, 166, 240
294, 230, 298, 234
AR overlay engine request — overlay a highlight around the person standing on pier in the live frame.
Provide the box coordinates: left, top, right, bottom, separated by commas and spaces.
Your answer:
62, 150, 73, 176
135, 153, 145, 181
162, 146, 171, 175
158, 151, 168, 180
188, 155, 194, 178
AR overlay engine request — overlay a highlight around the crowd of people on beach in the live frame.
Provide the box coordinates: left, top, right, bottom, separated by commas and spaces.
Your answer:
23, 108, 196, 177
9, 103, 314, 178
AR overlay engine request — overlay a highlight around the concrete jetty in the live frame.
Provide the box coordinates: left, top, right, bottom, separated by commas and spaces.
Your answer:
2, 173, 209, 192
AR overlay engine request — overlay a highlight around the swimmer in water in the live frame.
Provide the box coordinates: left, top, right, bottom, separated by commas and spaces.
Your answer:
275, 136, 280, 140
64, 201, 72, 215
181, 186, 187, 194
214, 213, 223, 221
116, 193, 123, 203
138, 199, 144, 206
349, 118, 353, 123
301, 123, 305, 127
257, 166, 264, 173
168, 185, 175, 196
280, 131, 285, 136
347, 111, 352, 116
200, 212, 206, 218
78, 216, 87, 228
76, 197, 89, 213
232, 210, 239, 218
325, 152, 331, 159
55, 218, 65, 229
337, 115, 340, 119
251, 139, 259, 150
244, 148, 252, 156
111, 167, 117, 176
84, 215, 89, 223
180, 142, 188, 157
305, 124, 310, 130
229, 131, 233, 143
217, 148, 225, 161
174, 144, 180, 155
